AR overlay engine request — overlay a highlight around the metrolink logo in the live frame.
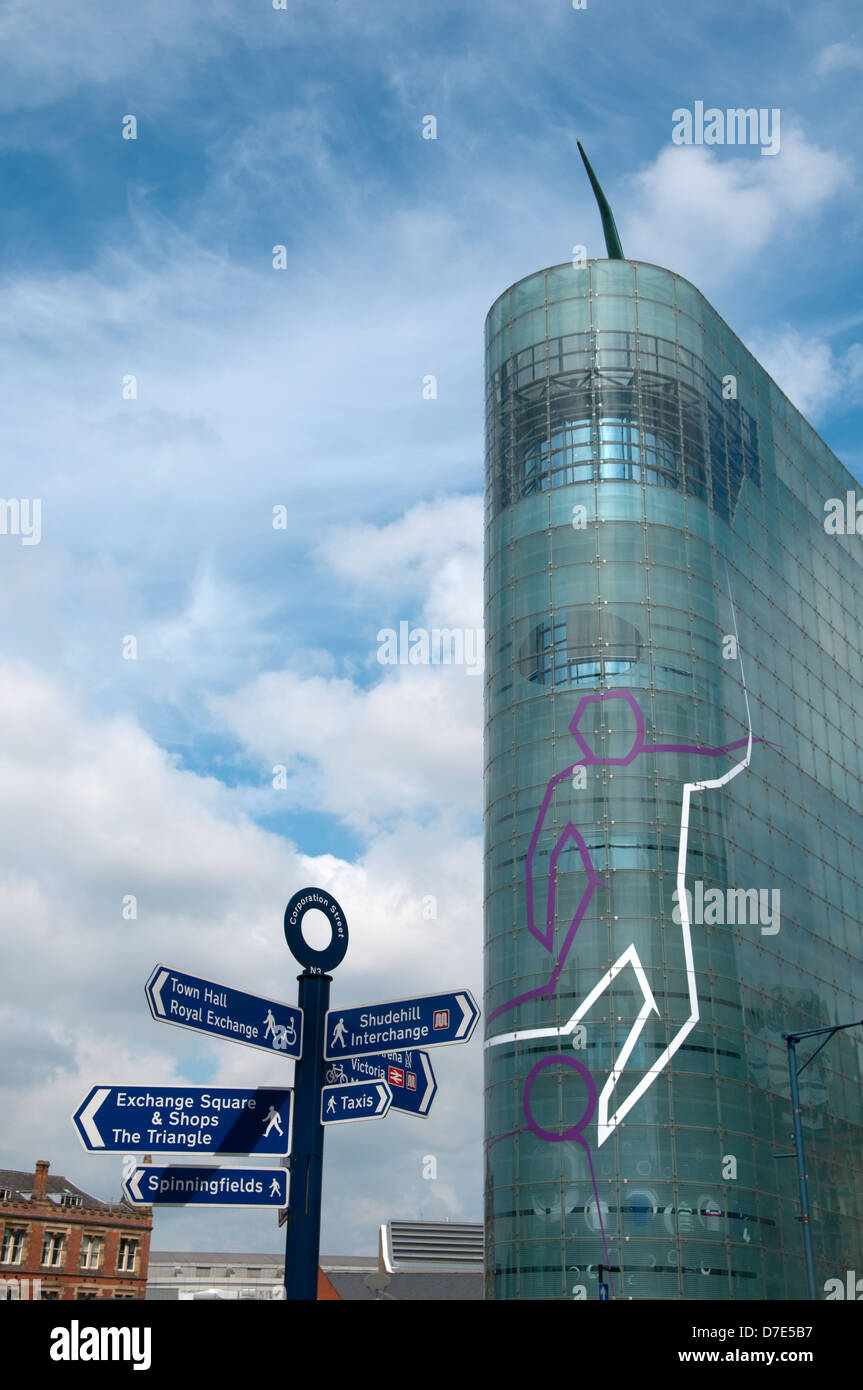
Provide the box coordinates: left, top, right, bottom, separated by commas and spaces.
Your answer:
50, 1320, 151, 1371
672, 881, 780, 935
377, 621, 484, 675
672, 102, 781, 156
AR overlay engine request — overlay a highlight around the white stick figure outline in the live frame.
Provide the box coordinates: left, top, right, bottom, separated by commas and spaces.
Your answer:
331, 1017, 348, 1048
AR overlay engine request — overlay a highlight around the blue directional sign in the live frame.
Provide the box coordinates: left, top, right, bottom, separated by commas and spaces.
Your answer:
123, 1164, 288, 1208
324, 989, 480, 1060
320, 1079, 391, 1125
324, 1050, 437, 1116
73, 1085, 293, 1157
146, 964, 302, 1060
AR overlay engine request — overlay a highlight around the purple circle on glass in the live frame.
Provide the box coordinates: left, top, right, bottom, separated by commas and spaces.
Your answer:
523, 1054, 597, 1143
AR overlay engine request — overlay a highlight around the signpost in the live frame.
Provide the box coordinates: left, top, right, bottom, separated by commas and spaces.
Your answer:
73, 1085, 293, 1157
324, 1050, 437, 1116
324, 990, 480, 1060
73, 884, 481, 1301
123, 1164, 289, 1208
320, 1080, 391, 1125
145, 964, 302, 1061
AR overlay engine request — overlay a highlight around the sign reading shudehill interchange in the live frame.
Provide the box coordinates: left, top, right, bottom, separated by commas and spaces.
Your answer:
123, 1164, 289, 1208
324, 990, 480, 1060
145, 964, 302, 1061
73, 1085, 293, 1157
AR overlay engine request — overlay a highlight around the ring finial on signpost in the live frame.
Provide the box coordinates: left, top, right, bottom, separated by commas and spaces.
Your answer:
284, 887, 349, 973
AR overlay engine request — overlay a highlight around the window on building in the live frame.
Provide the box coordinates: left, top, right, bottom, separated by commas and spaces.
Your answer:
41, 1232, 66, 1267
113, 1292, 136, 1299
80, 1235, 103, 1270
0, 1187, 12, 1201
117, 1239, 138, 1273
41, 1289, 61, 1300
59, 1193, 83, 1209
1, 1228, 25, 1264
76, 1289, 100, 1300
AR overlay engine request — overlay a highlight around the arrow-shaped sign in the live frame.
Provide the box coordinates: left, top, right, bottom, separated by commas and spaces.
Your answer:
323, 1050, 437, 1116
123, 1164, 289, 1208
324, 989, 480, 1060
320, 1079, 392, 1125
72, 1085, 293, 1157
145, 964, 302, 1060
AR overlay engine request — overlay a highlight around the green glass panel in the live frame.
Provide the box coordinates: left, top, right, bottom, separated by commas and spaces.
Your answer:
636, 263, 676, 305
511, 307, 547, 353
592, 294, 638, 333
590, 261, 635, 296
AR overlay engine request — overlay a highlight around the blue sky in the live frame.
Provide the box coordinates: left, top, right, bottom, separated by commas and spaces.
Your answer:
0, 0, 861, 1257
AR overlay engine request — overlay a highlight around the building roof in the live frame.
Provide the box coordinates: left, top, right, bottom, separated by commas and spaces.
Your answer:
0, 1167, 130, 1217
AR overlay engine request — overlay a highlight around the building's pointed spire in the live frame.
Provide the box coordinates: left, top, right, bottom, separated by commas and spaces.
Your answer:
577, 141, 624, 260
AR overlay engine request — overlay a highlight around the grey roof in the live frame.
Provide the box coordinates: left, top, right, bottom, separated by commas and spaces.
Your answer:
0, 1168, 128, 1216
149, 1251, 285, 1265
329, 1272, 483, 1301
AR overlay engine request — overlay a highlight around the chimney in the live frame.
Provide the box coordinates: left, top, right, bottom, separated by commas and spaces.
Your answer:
33, 1160, 50, 1199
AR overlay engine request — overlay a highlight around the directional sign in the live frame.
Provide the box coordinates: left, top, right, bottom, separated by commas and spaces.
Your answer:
146, 964, 302, 1061
320, 1079, 392, 1126
73, 1085, 293, 1157
324, 1050, 437, 1116
123, 1164, 288, 1208
324, 989, 480, 1060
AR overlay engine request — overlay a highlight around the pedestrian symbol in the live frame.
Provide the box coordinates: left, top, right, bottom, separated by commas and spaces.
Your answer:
331, 1017, 348, 1048
263, 1106, 284, 1138
326, 1095, 336, 1114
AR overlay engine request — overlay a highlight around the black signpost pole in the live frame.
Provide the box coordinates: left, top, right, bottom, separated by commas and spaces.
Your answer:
284, 970, 331, 1300
282, 887, 350, 1301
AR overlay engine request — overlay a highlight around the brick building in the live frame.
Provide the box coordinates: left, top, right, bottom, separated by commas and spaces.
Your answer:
0, 1159, 152, 1300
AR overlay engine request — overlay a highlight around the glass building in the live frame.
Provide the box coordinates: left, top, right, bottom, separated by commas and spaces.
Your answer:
483, 255, 863, 1300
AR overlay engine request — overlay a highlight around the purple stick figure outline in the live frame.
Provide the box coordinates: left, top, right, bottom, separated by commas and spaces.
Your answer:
485, 605, 765, 1294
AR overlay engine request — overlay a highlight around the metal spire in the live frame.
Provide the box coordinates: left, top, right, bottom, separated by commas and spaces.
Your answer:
577, 140, 625, 260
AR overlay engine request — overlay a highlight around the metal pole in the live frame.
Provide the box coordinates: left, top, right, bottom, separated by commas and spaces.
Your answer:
284, 972, 331, 1300
786, 1035, 818, 1301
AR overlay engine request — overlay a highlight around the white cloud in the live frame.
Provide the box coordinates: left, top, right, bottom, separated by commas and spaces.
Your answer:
625, 129, 849, 286
0, 656, 483, 1253
747, 328, 863, 419
210, 495, 484, 833
812, 42, 863, 77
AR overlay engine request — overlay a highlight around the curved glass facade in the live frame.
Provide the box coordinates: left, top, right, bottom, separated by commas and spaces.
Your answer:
483, 259, 863, 1300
